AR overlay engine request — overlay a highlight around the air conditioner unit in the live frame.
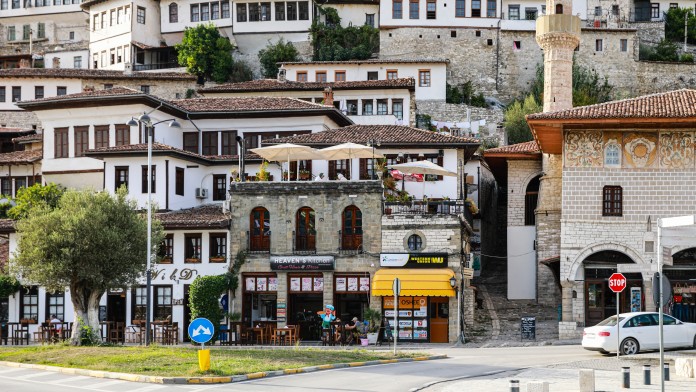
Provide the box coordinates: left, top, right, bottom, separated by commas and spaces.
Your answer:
195, 188, 208, 199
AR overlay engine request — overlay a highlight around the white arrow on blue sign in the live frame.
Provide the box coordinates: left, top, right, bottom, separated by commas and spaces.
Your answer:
188, 318, 214, 344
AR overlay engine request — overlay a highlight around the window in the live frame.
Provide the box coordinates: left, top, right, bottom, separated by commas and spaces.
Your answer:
595, 39, 603, 52
202, 132, 218, 155
250, 207, 271, 252
7, 26, 15, 41
221, 130, 237, 155
419, 69, 431, 87
100, 12, 106, 29
651, 3, 659, 18
141, 165, 156, 193
159, 234, 173, 263
386, 69, 398, 79
374, 99, 387, 115
525, 7, 537, 19
140, 85, 150, 94
175, 167, 185, 196
73, 56, 82, 68
22, 24, 30, 40
54, 127, 69, 158
341, 206, 363, 250
287, 1, 297, 20
236, 3, 247, 21
34, 86, 44, 99
486, 0, 495, 17
46, 292, 64, 321
260, 2, 271, 20
136, 6, 146, 24
335, 71, 346, 81
57, 86, 67, 96
620, 39, 628, 52
407, 234, 423, 251
670, 3, 678, 9
393, 0, 402, 18
169, 2, 178, 22
74, 126, 88, 157
201, 3, 210, 21
213, 174, 226, 201
222, 1, 230, 18
316, 71, 327, 82
513, 40, 521, 50
367, 71, 378, 80
183, 132, 198, 153
185, 234, 202, 261
359, 158, 376, 179
555, 3, 562, 14
298, 1, 308, 19
70, 31, 75, 40
110, 9, 116, 26
115, 125, 129, 146
611, 4, 619, 15
295, 207, 316, 251
154, 286, 172, 321
191, 4, 201, 21
391, 99, 404, 120
605, 144, 620, 166
455, 0, 465, 17
275, 2, 285, 20
132, 286, 146, 321
209, 233, 227, 261
211, 2, 219, 19
0, 0, 6, 9
110, 48, 115, 65
0, 178, 10, 196
346, 99, 358, 115
602, 186, 622, 216
426, 0, 436, 19
37, 22, 45, 39
525, 175, 540, 225
0, 87, 5, 102
472, 0, 480, 17
409, 0, 419, 19
508, 5, 519, 19
296, 71, 308, 81
15, 177, 26, 194
11, 0, 18, 7
328, 159, 350, 180
365, 13, 375, 27
94, 125, 109, 148
115, 166, 129, 190
362, 100, 373, 115
12, 86, 21, 102
20, 286, 38, 322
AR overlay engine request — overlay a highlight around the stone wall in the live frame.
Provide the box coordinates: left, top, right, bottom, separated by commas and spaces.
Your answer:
630, 22, 665, 44
415, 100, 504, 137
81, 78, 198, 101
0, 110, 39, 128
536, 154, 563, 307
507, 159, 543, 227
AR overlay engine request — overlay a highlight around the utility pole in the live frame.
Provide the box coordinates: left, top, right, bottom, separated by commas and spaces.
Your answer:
29, 29, 33, 68
685, 12, 689, 53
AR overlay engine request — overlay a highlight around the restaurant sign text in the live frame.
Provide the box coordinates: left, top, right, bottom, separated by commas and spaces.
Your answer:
380, 253, 448, 268
270, 255, 335, 271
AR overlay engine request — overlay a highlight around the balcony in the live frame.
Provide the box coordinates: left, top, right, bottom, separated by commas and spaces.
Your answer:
383, 199, 475, 223
292, 230, 316, 255
246, 230, 270, 254
338, 230, 363, 255
133, 61, 180, 71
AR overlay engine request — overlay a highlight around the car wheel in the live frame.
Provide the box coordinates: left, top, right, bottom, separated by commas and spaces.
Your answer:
620, 338, 639, 356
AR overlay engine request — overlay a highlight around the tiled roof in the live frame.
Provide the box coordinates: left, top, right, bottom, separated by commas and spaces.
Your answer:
0, 238, 8, 268
266, 125, 479, 146
0, 150, 42, 164
169, 97, 328, 112
0, 219, 15, 234
0, 127, 32, 134
280, 58, 449, 65
0, 68, 195, 81
527, 89, 696, 120
198, 78, 415, 93
484, 141, 540, 155
22, 86, 143, 103
12, 133, 41, 144
86, 142, 262, 162
156, 204, 229, 229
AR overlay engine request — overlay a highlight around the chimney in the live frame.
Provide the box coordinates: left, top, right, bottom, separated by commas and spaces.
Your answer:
83, 85, 95, 93
52, 57, 60, 69
124, 62, 133, 75
277, 68, 287, 82
322, 87, 334, 106
19, 58, 30, 68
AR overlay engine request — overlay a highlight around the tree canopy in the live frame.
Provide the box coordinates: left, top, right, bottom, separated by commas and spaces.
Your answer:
309, 8, 379, 61
258, 39, 300, 79
176, 23, 234, 83
12, 188, 163, 345
503, 95, 542, 145
665, 7, 696, 45
8, 182, 65, 220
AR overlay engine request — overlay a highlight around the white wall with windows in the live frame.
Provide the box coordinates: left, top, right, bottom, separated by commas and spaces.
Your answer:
0, 78, 80, 111
44, 50, 89, 69
160, 0, 233, 34
0, 165, 42, 198
232, 0, 314, 33
0, 0, 81, 18
326, 4, 380, 28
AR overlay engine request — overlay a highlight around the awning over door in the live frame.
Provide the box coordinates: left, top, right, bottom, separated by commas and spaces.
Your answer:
372, 269, 456, 297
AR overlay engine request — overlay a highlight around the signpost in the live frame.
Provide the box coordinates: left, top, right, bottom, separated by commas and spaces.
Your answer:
188, 318, 214, 371
608, 272, 627, 359
392, 277, 401, 355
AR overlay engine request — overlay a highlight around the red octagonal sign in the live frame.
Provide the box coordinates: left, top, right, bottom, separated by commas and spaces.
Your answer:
608, 273, 627, 293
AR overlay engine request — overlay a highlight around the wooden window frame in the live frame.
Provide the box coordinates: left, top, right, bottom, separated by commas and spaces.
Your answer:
287, 273, 324, 293
209, 233, 227, 262
386, 69, 398, 79
334, 70, 346, 82
392, 0, 403, 19
315, 71, 327, 82
131, 286, 147, 322
153, 285, 172, 321
296, 71, 308, 82
341, 205, 363, 251
54, 127, 69, 158
419, 69, 431, 87
295, 207, 316, 251
175, 167, 185, 196
602, 185, 623, 216
94, 125, 109, 148
115, 125, 130, 146
184, 233, 202, 262
183, 132, 198, 153
46, 291, 65, 321
455, 0, 465, 17
141, 164, 156, 193
213, 174, 227, 201
159, 234, 174, 263
220, 130, 237, 155
202, 131, 218, 156
20, 286, 39, 323
74, 126, 89, 157
115, 166, 129, 191
250, 207, 271, 252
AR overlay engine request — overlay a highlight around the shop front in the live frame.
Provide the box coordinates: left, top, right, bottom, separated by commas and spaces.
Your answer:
242, 273, 279, 326
664, 248, 696, 323
373, 253, 455, 343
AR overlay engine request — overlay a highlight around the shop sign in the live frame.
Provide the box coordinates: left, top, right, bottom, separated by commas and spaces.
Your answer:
399, 310, 412, 317
463, 268, 474, 279
414, 310, 427, 317
414, 319, 427, 328
398, 331, 412, 339
413, 330, 428, 339
398, 320, 412, 328
380, 253, 448, 268
270, 255, 335, 271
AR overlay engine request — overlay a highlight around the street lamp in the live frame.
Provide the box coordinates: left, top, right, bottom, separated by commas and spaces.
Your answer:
126, 112, 180, 346
366, 139, 381, 180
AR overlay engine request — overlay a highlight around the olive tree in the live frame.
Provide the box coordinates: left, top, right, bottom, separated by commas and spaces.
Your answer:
12, 188, 163, 345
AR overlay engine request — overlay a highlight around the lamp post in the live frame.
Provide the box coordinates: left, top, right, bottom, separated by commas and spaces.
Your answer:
366, 139, 381, 180
449, 276, 460, 343
127, 113, 180, 346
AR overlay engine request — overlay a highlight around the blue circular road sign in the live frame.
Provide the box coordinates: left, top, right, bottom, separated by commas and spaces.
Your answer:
188, 317, 214, 344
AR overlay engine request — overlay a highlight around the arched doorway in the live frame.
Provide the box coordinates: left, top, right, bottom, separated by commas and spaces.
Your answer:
583, 250, 642, 326
525, 175, 541, 226
665, 248, 696, 322
295, 207, 316, 252
249, 207, 270, 252
341, 206, 362, 251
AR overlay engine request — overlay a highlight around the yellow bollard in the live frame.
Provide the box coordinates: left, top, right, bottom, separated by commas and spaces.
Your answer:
198, 349, 211, 372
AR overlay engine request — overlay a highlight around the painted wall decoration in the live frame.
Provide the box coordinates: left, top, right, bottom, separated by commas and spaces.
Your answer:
602, 131, 623, 168
564, 131, 603, 167
623, 132, 658, 168
659, 131, 694, 169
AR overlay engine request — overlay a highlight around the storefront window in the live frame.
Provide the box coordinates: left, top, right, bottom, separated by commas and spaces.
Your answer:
335, 275, 370, 321
242, 274, 278, 324
382, 296, 429, 341
288, 274, 323, 340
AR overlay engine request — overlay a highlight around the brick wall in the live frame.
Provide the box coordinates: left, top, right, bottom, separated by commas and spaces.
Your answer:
507, 159, 543, 227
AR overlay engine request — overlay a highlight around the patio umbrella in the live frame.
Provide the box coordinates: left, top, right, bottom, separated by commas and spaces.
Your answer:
320, 142, 385, 180
250, 143, 324, 181
387, 160, 457, 199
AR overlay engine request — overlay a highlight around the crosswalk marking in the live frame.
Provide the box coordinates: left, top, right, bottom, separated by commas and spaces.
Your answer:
125, 384, 169, 392
81, 379, 126, 389
53, 375, 92, 384
14, 371, 56, 379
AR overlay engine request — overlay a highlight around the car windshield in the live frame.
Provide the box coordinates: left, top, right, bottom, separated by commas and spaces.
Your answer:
596, 315, 625, 326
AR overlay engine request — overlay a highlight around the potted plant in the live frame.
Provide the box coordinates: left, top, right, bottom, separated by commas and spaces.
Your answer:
256, 161, 270, 182
210, 255, 226, 263
363, 308, 382, 345
185, 257, 201, 263
298, 169, 311, 180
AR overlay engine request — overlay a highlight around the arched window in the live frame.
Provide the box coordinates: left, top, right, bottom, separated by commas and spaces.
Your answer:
555, 4, 563, 14
407, 234, 423, 251
341, 206, 362, 251
525, 175, 541, 226
296, 207, 316, 252
605, 144, 620, 167
249, 207, 270, 252
169, 3, 178, 23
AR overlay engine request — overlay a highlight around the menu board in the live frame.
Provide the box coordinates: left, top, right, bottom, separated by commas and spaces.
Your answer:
245, 277, 256, 291
301, 277, 312, 291
313, 277, 324, 291
347, 277, 358, 291
290, 277, 301, 291
256, 277, 267, 291
382, 296, 429, 341
336, 277, 347, 292
359, 277, 370, 291
268, 277, 278, 291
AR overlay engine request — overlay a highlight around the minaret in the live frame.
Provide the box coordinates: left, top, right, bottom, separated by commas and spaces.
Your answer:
536, 0, 581, 112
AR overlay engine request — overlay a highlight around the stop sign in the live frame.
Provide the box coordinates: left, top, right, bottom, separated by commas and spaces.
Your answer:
608, 273, 627, 293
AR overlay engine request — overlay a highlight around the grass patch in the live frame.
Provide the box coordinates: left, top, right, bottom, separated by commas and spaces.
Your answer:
0, 345, 417, 377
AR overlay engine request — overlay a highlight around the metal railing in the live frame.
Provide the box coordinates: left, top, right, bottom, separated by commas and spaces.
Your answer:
292, 230, 317, 255
133, 61, 180, 71
338, 230, 363, 255
383, 199, 475, 222
246, 230, 270, 254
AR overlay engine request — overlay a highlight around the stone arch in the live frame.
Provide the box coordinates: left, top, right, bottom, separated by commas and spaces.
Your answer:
519, 170, 544, 196
567, 242, 644, 281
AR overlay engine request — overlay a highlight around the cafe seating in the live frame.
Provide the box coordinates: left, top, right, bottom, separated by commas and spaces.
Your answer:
109, 322, 125, 344
11, 322, 30, 345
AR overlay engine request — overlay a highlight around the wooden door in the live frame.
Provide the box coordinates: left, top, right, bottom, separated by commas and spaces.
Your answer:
296, 207, 316, 251
429, 297, 449, 343
585, 281, 605, 326
341, 206, 363, 250
250, 207, 270, 251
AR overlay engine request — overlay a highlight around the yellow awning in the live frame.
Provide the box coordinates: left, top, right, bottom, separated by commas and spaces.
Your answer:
372, 268, 456, 297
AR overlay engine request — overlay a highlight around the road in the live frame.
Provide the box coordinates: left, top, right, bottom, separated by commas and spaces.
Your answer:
0, 345, 599, 392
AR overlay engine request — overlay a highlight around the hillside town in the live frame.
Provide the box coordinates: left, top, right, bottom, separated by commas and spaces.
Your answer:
1, 0, 696, 391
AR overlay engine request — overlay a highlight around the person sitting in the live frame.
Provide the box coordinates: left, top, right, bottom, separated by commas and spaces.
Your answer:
314, 173, 325, 181
49, 314, 62, 342
344, 316, 362, 345
337, 173, 348, 181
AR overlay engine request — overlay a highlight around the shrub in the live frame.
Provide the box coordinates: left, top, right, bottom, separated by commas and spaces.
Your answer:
258, 39, 300, 78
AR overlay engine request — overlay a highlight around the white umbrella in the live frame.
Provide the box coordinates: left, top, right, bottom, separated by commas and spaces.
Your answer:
250, 143, 324, 181
320, 142, 384, 180
387, 160, 457, 199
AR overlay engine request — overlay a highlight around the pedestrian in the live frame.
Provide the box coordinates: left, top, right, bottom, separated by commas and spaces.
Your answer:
344, 316, 362, 345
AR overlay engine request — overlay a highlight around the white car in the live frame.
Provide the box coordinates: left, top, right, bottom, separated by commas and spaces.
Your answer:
582, 312, 696, 355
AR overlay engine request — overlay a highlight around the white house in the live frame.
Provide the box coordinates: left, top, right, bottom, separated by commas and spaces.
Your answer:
159, 0, 234, 46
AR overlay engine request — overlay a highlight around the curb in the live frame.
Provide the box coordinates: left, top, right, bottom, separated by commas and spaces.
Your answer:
0, 355, 447, 385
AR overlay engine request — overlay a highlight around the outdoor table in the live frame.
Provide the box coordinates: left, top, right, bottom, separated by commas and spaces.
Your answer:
274, 327, 296, 345
251, 327, 266, 344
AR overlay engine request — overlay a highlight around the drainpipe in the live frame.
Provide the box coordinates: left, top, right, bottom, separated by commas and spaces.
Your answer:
185, 113, 203, 155
495, 17, 502, 92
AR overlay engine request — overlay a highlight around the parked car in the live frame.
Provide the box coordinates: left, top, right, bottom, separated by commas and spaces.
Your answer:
582, 312, 696, 355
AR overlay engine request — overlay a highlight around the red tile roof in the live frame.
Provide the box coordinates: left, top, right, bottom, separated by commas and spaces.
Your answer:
0, 238, 8, 268
0, 127, 33, 134
0, 150, 42, 164
527, 89, 696, 120
23, 86, 143, 103
0, 219, 15, 234
280, 58, 449, 65
169, 97, 329, 112
484, 141, 540, 155
12, 133, 41, 144
199, 78, 415, 93
86, 142, 262, 163
266, 125, 479, 146
156, 204, 229, 229
0, 68, 195, 81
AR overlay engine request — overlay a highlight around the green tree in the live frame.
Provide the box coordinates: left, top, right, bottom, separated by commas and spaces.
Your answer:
176, 23, 234, 83
504, 94, 542, 144
310, 8, 379, 61
189, 274, 232, 343
12, 188, 163, 345
228, 60, 254, 83
664, 7, 696, 45
258, 39, 300, 78
8, 183, 65, 220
